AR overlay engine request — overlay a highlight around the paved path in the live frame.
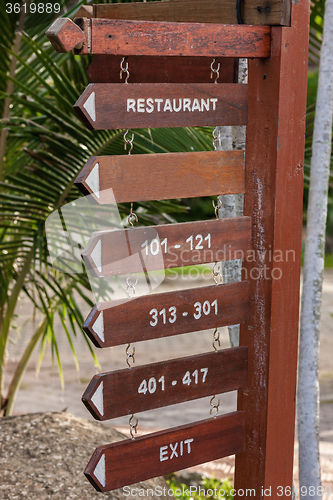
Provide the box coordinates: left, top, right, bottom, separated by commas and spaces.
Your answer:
4, 269, 333, 490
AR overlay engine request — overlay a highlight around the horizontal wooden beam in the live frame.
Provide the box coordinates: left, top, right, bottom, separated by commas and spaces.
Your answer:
90, 0, 290, 27
75, 151, 245, 204
46, 18, 271, 58
87, 56, 237, 84
83, 281, 250, 347
74, 83, 248, 130
84, 412, 246, 492
82, 348, 248, 421
81, 217, 252, 277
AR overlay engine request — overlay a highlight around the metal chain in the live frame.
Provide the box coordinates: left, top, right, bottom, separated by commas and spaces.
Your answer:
210, 395, 220, 417
210, 59, 220, 84
120, 56, 130, 84
212, 328, 221, 352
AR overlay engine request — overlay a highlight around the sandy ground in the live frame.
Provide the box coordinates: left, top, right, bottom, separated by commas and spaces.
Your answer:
3, 269, 333, 494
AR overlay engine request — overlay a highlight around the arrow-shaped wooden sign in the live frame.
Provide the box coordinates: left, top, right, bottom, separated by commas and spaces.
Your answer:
84, 281, 250, 348
82, 347, 247, 421
46, 18, 271, 58
84, 411, 245, 492
74, 83, 248, 130
75, 150, 245, 204
81, 218, 252, 278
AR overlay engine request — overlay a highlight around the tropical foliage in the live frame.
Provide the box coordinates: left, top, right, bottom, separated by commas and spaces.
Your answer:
0, 0, 214, 415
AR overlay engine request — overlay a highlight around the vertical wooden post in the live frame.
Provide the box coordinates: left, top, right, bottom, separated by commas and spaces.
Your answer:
234, 0, 309, 498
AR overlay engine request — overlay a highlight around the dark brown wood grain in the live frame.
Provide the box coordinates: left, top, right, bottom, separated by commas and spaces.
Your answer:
87, 56, 237, 84
234, 0, 309, 497
82, 347, 248, 421
46, 17, 271, 57
74, 83, 248, 130
85, 412, 246, 492
75, 151, 245, 204
93, 0, 290, 26
83, 281, 250, 347
81, 218, 252, 277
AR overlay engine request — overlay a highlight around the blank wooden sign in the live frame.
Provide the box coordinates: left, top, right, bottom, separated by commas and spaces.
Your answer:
82, 347, 248, 420
84, 281, 250, 348
84, 412, 246, 492
46, 18, 271, 58
81, 218, 252, 277
74, 83, 248, 130
75, 150, 245, 204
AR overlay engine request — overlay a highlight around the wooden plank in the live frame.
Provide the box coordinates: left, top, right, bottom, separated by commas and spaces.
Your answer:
93, 0, 291, 27
82, 347, 248, 421
84, 412, 246, 492
81, 218, 252, 277
234, 0, 309, 497
75, 150, 245, 204
83, 281, 250, 348
74, 83, 248, 130
74, 5, 93, 19
87, 56, 237, 84
46, 18, 271, 58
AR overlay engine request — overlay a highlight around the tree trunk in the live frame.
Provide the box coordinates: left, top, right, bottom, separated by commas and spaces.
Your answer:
298, 0, 333, 496
214, 58, 247, 347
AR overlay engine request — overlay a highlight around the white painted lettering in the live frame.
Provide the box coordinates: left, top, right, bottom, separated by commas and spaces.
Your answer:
146, 98, 154, 114
210, 98, 218, 110
184, 438, 194, 453
137, 99, 145, 113
155, 99, 163, 112
127, 99, 136, 112
192, 98, 201, 112
173, 98, 182, 112
183, 99, 192, 112
170, 443, 178, 459
180, 441, 183, 456
201, 98, 210, 111
164, 99, 173, 112
160, 445, 169, 462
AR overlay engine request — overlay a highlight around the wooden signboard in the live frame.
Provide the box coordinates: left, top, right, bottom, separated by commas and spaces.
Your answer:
82, 217, 252, 277
84, 281, 250, 348
74, 83, 248, 130
84, 412, 246, 492
82, 347, 248, 421
46, 18, 271, 58
87, 56, 237, 84
82, 0, 290, 27
75, 150, 245, 204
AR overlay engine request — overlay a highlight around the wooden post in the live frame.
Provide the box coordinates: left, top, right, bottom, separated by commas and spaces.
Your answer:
234, 0, 309, 498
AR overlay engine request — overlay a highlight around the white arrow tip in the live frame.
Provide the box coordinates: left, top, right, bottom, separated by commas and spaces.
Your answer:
91, 239, 102, 273
91, 381, 104, 416
85, 162, 100, 198
92, 311, 104, 343
84, 91, 96, 122
94, 453, 106, 488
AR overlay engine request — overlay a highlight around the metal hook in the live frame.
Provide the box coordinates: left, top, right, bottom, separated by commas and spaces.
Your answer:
210, 59, 220, 84
120, 56, 130, 84
126, 343, 136, 367
213, 262, 223, 285
126, 274, 138, 298
212, 328, 221, 352
127, 202, 138, 227
210, 395, 220, 417
212, 198, 222, 219
124, 129, 134, 155
129, 414, 138, 439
